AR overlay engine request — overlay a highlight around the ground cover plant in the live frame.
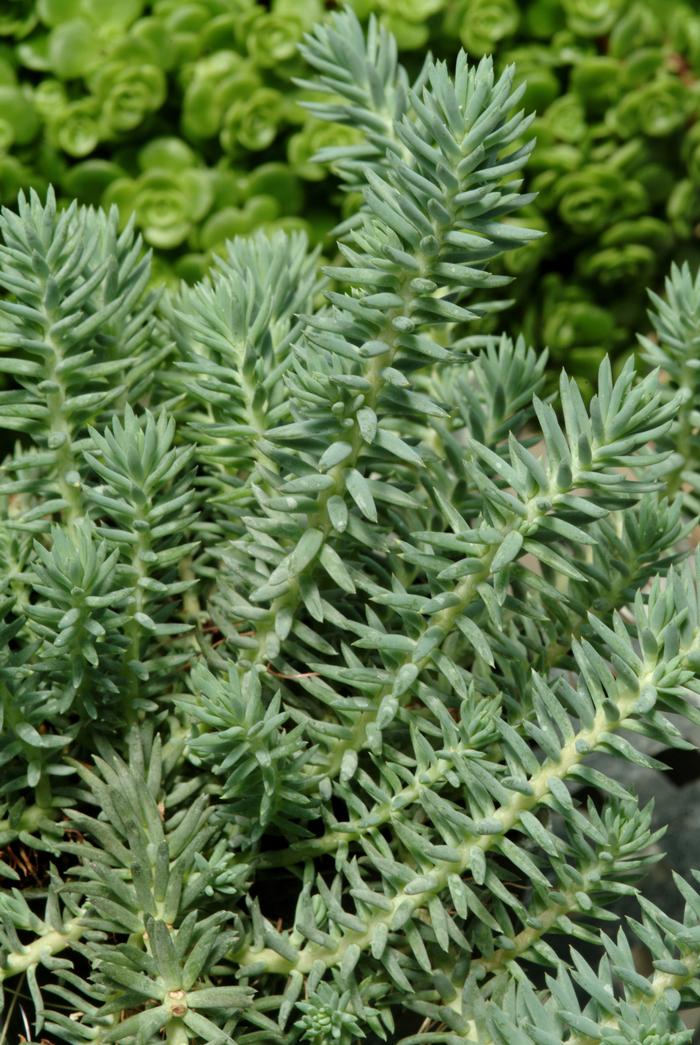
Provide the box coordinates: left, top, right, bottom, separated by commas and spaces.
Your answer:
3, 0, 700, 381
2, 9, 700, 1044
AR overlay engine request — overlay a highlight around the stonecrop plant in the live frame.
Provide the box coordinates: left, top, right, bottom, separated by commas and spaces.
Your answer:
2, 9, 700, 1044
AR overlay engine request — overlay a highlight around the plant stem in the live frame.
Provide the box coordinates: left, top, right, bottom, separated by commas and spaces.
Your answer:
0, 917, 84, 983
235, 631, 700, 979
165, 1020, 190, 1044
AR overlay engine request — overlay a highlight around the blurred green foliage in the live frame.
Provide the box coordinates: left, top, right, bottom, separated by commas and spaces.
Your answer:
0, 0, 345, 285
2, 0, 700, 382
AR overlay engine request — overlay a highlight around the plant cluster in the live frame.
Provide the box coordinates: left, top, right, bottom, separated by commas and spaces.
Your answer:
344, 0, 700, 388
3, 0, 700, 381
2, 10, 700, 1045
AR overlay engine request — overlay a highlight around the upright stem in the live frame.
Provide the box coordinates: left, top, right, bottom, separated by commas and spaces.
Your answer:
46, 389, 83, 526
123, 517, 152, 714
249, 289, 413, 667
37, 280, 84, 530
165, 1020, 190, 1044
668, 378, 694, 496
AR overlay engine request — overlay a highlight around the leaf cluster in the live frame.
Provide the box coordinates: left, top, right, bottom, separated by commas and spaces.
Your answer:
1, 10, 700, 1045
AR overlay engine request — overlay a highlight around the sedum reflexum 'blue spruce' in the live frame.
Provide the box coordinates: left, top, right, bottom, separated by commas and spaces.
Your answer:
2, 10, 700, 1045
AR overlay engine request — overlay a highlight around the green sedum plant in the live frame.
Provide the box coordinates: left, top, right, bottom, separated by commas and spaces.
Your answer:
299, 0, 700, 389
3, 11, 700, 1044
0, 0, 341, 279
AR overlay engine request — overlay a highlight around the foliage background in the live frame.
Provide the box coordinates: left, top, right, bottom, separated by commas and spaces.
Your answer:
3, 0, 700, 385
